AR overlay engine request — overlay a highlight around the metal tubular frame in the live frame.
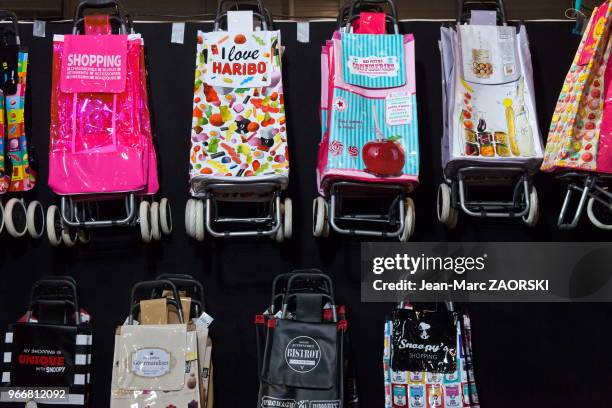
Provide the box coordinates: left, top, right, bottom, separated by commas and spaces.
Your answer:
450, 166, 531, 218
201, 181, 283, 238
327, 181, 407, 238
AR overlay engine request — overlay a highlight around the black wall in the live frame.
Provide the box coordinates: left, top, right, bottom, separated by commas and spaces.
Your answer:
0, 20, 610, 407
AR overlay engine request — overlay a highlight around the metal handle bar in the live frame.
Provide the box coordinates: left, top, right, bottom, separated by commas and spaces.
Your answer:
456, 0, 507, 24
155, 274, 205, 305
28, 279, 80, 324
73, 0, 128, 33
345, 0, 399, 33
129, 280, 183, 324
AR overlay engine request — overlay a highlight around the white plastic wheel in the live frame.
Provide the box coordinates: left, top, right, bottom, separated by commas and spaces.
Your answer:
150, 201, 161, 241
522, 187, 539, 227
77, 229, 91, 244
61, 227, 78, 247
283, 197, 292, 239
46, 205, 63, 246
185, 199, 196, 238
5, 198, 27, 238
587, 196, 612, 230
194, 200, 205, 242
437, 183, 452, 224
139, 201, 152, 243
0, 202, 4, 234
159, 197, 172, 235
26, 201, 45, 239
313, 197, 327, 237
399, 197, 415, 242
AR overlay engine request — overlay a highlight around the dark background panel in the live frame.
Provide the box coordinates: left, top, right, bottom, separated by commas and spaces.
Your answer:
0, 19, 610, 408
0, 0, 603, 20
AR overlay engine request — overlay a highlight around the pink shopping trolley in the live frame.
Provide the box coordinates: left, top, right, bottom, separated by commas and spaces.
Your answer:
47, 1, 171, 246
315, 0, 419, 241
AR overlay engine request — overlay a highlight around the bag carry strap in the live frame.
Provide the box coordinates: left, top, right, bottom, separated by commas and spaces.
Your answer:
84, 14, 111, 35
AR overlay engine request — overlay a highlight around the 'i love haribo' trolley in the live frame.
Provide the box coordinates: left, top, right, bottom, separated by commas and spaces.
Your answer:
438, 0, 543, 229
315, 0, 419, 241
46, 1, 171, 246
185, 0, 292, 242
0, 11, 44, 239
542, 0, 612, 230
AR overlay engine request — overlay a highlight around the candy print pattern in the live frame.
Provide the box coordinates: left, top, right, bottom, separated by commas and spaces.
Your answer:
542, 2, 612, 172
0, 51, 35, 194
384, 313, 480, 408
190, 31, 288, 180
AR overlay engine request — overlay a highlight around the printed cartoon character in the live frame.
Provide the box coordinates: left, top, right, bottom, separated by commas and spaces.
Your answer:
409, 385, 425, 408
393, 384, 408, 407
418, 322, 431, 340
444, 385, 461, 407
426, 385, 443, 408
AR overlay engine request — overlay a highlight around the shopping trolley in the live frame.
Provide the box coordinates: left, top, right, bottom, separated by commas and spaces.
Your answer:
0, 10, 44, 239
185, 0, 292, 242
438, 0, 543, 229
46, 1, 171, 247
542, 0, 612, 230
314, 0, 419, 241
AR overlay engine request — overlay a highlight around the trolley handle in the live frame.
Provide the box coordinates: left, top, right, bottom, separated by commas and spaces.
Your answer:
130, 297, 183, 323
344, 0, 399, 34
129, 280, 184, 324
214, 0, 269, 31
0, 10, 20, 45
281, 293, 337, 322
28, 279, 80, 324
72, 0, 128, 34
337, 1, 384, 29
456, 0, 507, 25
155, 274, 205, 306
285, 272, 335, 302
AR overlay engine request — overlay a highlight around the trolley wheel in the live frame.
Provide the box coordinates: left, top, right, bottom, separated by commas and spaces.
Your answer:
523, 186, 539, 227
283, 197, 292, 239
5, 198, 27, 238
77, 229, 91, 244
185, 199, 196, 238
194, 199, 205, 242
61, 226, 78, 247
587, 196, 612, 230
313, 197, 328, 238
150, 201, 162, 241
399, 197, 415, 242
26, 200, 45, 239
437, 183, 452, 224
448, 205, 459, 230
139, 201, 152, 243
0, 202, 4, 234
46, 205, 63, 247
159, 197, 172, 235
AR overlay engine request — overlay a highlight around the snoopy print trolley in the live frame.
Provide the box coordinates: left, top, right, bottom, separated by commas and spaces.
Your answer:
542, 0, 612, 230
46, 2, 171, 246
438, 0, 543, 229
185, 1, 292, 242
315, 0, 419, 241
0, 11, 44, 240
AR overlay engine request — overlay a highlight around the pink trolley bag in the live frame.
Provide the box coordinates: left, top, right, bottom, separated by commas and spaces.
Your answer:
0, 11, 45, 240
384, 303, 480, 408
315, 0, 419, 241
185, 0, 292, 243
46, 1, 171, 247
438, 0, 543, 229
541, 1, 612, 230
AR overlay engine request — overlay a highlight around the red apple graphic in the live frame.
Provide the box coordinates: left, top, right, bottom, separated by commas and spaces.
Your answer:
363, 136, 405, 177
